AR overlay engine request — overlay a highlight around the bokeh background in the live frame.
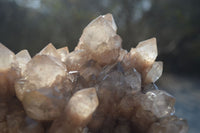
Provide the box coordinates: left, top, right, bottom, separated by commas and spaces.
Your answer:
0, 0, 199, 132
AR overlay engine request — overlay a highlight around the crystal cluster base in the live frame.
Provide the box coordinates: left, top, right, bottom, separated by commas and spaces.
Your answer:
0, 14, 188, 133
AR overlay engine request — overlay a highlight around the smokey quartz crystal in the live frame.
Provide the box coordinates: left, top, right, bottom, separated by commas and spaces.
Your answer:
0, 13, 188, 133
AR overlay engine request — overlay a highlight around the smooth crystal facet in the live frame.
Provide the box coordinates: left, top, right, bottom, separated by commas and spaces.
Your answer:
76, 13, 122, 66
57, 46, 69, 62
15, 50, 31, 75
38, 43, 60, 59
0, 43, 15, 70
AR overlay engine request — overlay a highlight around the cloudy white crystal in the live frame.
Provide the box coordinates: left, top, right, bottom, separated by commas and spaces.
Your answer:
0, 43, 15, 70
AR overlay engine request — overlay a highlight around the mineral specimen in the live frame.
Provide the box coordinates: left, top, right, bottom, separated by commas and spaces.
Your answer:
0, 13, 188, 133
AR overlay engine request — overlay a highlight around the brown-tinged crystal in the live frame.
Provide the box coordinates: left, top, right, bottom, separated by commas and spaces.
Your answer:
76, 13, 122, 66
38, 43, 61, 59
144, 61, 163, 84
65, 87, 99, 126
148, 116, 188, 133
57, 46, 69, 62
0, 13, 188, 133
122, 38, 160, 84
15, 50, 31, 75
49, 88, 99, 133
15, 54, 68, 120
64, 50, 92, 71
0, 43, 19, 100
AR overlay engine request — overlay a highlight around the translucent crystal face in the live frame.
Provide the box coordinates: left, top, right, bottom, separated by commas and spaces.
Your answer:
23, 55, 66, 88
136, 38, 157, 64
79, 14, 117, 50
76, 13, 122, 66
66, 88, 99, 126
144, 90, 175, 118
0, 13, 188, 133
65, 50, 91, 71
57, 46, 69, 62
0, 43, 15, 70
144, 61, 163, 83
38, 43, 61, 59
15, 50, 31, 74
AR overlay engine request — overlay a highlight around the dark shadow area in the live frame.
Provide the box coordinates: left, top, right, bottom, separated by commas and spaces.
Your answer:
0, 0, 200, 132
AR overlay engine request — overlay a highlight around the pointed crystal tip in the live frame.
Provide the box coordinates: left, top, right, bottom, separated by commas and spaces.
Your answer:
0, 43, 15, 70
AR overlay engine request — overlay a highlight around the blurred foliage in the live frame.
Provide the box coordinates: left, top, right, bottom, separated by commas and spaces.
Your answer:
0, 0, 200, 75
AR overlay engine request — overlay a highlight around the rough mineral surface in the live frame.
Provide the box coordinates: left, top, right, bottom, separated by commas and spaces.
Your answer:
0, 13, 188, 133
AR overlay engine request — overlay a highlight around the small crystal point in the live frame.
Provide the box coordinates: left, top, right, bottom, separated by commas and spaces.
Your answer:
136, 37, 157, 64
23, 55, 66, 88
65, 87, 99, 126
49, 88, 99, 133
102, 13, 117, 31
0, 43, 19, 99
0, 43, 15, 70
57, 46, 69, 62
144, 61, 163, 84
38, 43, 60, 59
15, 50, 31, 75
15, 55, 66, 102
122, 38, 158, 83
118, 48, 128, 62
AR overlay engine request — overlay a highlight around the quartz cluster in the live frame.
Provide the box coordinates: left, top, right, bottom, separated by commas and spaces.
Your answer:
0, 14, 188, 133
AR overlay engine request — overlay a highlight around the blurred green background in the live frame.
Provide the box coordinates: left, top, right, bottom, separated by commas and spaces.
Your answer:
0, 0, 199, 132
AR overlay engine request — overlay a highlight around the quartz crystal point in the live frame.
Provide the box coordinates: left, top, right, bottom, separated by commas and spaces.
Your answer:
144, 61, 163, 84
49, 88, 99, 133
38, 43, 61, 59
57, 46, 69, 62
76, 13, 122, 66
117, 48, 128, 62
15, 49, 31, 75
136, 38, 158, 65
0, 43, 19, 100
0, 43, 15, 71
122, 38, 160, 84
0, 14, 188, 133
15, 55, 66, 101
65, 87, 99, 126
15, 54, 67, 120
